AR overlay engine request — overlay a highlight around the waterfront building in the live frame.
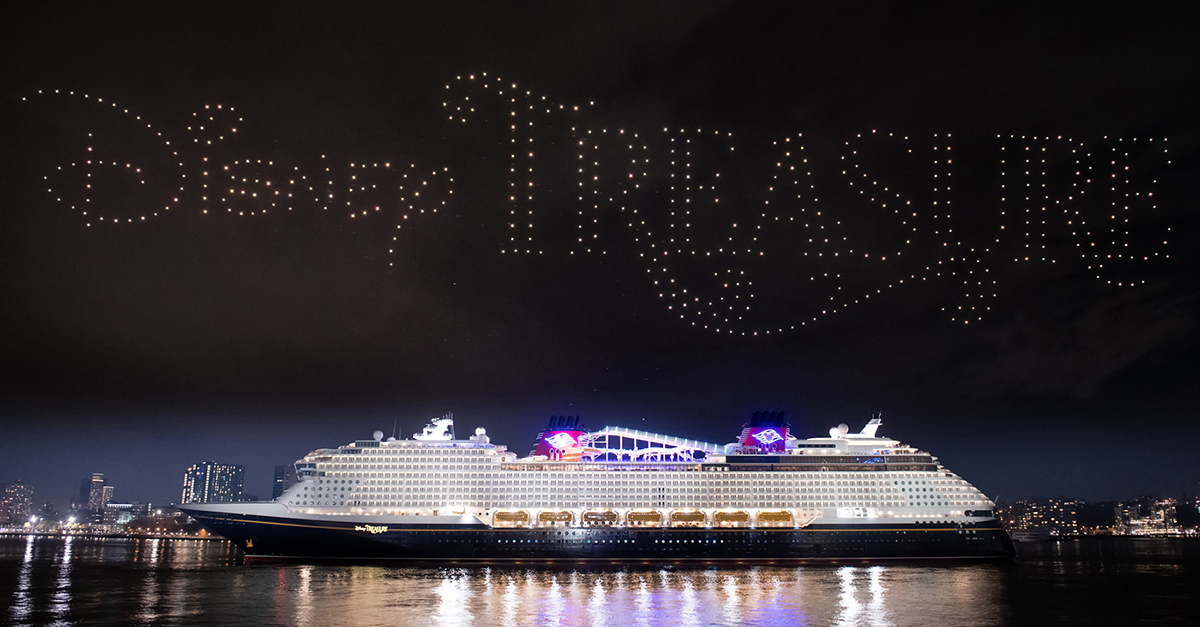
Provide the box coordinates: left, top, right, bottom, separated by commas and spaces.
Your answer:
102, 502, 155, 526
1, 480, 34, 526
1114, 502, 1138, 533
272, 465, 297, 500
998, 498, 1079, 536
1043, 499, 1079, 535
36, 502, 59, 521
1116, 499, 1179, 535
181, 462, 245, 504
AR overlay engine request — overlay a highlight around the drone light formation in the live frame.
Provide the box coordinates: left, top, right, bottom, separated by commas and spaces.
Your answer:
28, 89, 454, 268
25, 76, 1171, 337
445, 73, 1170, 334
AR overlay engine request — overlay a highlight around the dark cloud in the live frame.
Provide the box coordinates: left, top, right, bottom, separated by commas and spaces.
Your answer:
972, 286, 1196, 398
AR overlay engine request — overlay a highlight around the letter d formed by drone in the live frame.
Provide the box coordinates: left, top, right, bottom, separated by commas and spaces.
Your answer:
26, 88, 454, 266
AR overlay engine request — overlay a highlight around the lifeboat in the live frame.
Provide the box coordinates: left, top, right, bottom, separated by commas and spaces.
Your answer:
582, 510, 619, 527
669, 509, 706, 528
714, 510, 750, 528
493, 510, 530, 527
756, 510, 794, 527
626, 509, 663, 527
537, 510, 573, 527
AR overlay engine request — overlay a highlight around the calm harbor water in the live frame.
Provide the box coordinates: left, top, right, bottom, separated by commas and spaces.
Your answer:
1, 535, 1197, 626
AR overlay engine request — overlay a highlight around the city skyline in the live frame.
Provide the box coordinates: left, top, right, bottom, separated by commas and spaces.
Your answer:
5, 431, 1200, 513
2, 2, 1198, 509
8, 473, 1198, 540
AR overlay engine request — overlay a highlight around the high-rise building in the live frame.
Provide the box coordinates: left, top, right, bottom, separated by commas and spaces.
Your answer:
272, 464, 297, 500
82, 473, 106, 512
1, 480, 34, 526
75, 473, 113, 523
1043, 499, 1079, 535
78, 478, 90, 510
181, 462, 244, 504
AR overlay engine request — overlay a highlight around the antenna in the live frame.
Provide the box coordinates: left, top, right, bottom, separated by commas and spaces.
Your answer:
392, 417, 398, 440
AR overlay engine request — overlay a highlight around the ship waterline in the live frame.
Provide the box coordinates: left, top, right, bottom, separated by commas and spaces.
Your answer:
178, 412, 1015, 561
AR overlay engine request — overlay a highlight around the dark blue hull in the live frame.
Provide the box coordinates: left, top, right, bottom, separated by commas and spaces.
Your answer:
182, 508, 1015, 563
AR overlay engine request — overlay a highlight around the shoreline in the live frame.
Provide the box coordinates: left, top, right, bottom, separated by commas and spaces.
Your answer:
0, 530, 227, 541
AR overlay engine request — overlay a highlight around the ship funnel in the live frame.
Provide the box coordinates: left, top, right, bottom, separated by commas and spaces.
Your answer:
414, 415, 455, 441
859, 418, 882, 438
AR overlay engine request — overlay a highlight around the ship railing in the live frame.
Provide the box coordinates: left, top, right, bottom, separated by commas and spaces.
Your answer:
585, 426, 724, 454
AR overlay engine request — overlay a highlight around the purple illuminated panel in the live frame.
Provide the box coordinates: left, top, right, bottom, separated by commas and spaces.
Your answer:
545, 433, 578, 448
743, 426, 787, 452
534, 430, 585, 459
752, 429, 783, 445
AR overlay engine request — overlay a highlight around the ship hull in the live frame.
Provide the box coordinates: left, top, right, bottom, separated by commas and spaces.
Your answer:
180, 507, 1015, 562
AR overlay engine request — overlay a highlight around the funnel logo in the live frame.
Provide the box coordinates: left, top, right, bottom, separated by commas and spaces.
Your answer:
545, 433, 578, 449
751, 429, 783, 445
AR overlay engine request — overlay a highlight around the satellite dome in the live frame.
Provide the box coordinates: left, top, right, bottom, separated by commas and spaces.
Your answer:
837, 423, 849, 435
475, 427, 487, 436
373, 430, 384, 441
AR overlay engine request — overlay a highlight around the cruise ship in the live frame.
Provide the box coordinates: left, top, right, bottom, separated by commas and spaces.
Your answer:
177, 412, 1015, 562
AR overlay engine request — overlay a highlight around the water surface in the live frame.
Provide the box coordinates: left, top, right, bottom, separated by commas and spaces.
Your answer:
1, 535, 1196, 626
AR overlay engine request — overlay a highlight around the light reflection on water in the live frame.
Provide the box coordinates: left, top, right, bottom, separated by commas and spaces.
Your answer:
587, 574, 606, 627
296, 564, 313, 627
47, 536, 71, 626
1, 536, 1198, 626
500, 574, 519, 627
866, 566, 888, 626
435, 571, 472, 627
9, 536, 34, 624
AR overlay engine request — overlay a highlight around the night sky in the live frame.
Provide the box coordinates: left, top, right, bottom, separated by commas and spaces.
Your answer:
2, 1, 1197, 510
